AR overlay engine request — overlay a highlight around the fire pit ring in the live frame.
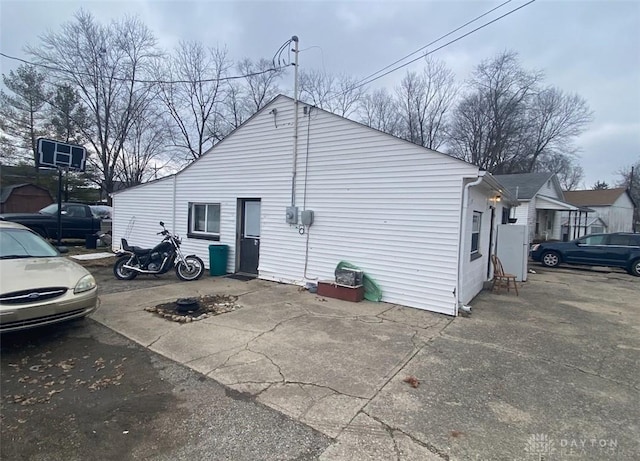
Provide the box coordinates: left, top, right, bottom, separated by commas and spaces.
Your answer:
175, 297, 200, 313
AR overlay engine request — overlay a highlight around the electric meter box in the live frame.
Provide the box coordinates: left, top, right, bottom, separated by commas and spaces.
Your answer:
301, 210, 314, 226
286, 206, 298, 224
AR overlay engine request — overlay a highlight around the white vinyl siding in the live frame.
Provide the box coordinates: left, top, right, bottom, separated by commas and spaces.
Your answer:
538, 179, 562, 199
459, 186, 501, 305
113, 96, 484, 315
111, 176, 175, 249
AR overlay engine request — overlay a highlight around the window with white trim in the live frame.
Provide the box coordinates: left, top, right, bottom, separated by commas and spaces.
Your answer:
188, 203, 220, 240
471, 211, 481, 259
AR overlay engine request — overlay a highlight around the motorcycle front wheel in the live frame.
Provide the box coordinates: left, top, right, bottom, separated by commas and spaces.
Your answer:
113, 256, 138, 280
176, 256, 205, 281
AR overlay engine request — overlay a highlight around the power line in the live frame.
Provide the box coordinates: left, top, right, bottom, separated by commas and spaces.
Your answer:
342, 0, 536, 95
0, 51, 287, 85
358, 0, 514, 85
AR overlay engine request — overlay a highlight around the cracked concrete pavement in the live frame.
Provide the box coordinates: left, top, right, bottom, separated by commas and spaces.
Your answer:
93, 267, 639, 460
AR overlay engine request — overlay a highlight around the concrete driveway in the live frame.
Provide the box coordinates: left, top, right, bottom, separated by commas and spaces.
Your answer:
92, 266, 640, 460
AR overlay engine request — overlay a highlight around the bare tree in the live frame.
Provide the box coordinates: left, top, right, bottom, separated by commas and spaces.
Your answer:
224, 58, 283, 131
358, 88, 401, 136
28, 10, 161, 201
157, 41, 231, 161
0, 64, 49, 166
238, 58, 282, 113
447, 92, 493, 168
539, 153, 584, 191
299, 70, 364, 118
447, 51, 591, 175
448, 51, 541, 172
617, 160, 640, 230
522, 88, 592, 171
395, 58, 457, 150
117, 100, 171, 186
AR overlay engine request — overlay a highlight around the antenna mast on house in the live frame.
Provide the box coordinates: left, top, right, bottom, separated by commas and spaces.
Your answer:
290, 35, 300, 209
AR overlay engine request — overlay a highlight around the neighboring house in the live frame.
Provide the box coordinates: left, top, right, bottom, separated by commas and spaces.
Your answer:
0, 183, 53, 213
493, 172, 581, 243
112, 95, 516, 316
563, 188, 636, 234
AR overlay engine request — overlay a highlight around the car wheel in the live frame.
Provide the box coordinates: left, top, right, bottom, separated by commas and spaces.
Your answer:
630, 259, 640, 277
541, 251, 560, 268
113, 256, 138, 280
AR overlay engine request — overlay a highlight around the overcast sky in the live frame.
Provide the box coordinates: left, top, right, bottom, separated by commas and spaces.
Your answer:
1, 0, 639, 188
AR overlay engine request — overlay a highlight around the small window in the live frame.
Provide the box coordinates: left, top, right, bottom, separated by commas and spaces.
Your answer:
188, 203, 221, 240
590, 225, 604, 235
66, 205, 85, 217
607, 235, 631, 246
471, 211, 481, 258
578, 235, 606, 246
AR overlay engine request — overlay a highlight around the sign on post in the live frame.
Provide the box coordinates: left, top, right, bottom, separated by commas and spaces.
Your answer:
36, 138, 87, 172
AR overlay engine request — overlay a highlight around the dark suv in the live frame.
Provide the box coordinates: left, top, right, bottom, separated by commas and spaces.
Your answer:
531, 233, 640, 276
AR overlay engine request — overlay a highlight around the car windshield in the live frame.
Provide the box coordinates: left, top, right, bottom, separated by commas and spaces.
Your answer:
39, 203, 59, 215
0, 228, 59, 259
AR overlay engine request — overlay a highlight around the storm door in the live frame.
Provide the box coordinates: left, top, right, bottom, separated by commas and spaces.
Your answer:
238, 199, 261, 274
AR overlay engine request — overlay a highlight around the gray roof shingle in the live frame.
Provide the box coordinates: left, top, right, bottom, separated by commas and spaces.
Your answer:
493, 172, 555, 200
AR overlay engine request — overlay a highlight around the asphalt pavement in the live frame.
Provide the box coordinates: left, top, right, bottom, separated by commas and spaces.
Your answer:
3, 255, 639, 460
0, 319, 330, 461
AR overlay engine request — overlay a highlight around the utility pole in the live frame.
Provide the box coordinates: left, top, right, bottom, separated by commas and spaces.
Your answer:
631, 166, 636, 233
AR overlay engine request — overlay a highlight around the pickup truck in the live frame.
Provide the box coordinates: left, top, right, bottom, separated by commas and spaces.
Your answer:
0, 203, 102, 240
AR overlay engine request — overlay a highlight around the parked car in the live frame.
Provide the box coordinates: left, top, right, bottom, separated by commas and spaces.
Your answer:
531, 232, 640, 276
0, 221, 98, 333
0, 202, 102, 240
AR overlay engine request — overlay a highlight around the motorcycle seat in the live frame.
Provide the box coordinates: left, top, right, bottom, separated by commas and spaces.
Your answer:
121, 238, 152, 255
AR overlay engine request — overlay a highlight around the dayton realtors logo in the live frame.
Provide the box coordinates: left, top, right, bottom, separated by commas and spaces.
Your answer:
525, 433, 619, 459
524, 433, 555, 459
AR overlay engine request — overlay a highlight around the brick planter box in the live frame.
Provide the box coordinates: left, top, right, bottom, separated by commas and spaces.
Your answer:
317, 281, 364, 302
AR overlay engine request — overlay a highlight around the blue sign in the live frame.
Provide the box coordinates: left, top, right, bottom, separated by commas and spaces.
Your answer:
37, 138, 87, 171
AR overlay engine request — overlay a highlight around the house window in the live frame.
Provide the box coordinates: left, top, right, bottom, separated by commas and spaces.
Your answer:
501, 207, 511, 224
590, 225, 604, 234
188, 203, 221, 240
471, 211, 482, 260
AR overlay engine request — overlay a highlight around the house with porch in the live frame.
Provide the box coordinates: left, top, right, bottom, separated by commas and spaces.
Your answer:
493, 172, 586, 243
562, 188, 636, 235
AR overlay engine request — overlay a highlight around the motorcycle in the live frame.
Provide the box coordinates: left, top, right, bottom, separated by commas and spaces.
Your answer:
113, 221, 205, 281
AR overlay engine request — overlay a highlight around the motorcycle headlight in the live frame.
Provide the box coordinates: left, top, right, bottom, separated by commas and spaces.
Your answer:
74, 274, 97, 294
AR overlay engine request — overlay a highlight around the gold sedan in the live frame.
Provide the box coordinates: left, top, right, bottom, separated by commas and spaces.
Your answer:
0, 221, 98, 333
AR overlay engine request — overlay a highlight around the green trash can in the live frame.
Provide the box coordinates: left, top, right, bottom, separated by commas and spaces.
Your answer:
209, 244, 228, 276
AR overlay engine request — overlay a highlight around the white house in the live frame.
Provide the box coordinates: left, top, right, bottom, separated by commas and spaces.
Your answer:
563, 188, 636, 234
111, 95, 515, 316
493, 172, 579, 243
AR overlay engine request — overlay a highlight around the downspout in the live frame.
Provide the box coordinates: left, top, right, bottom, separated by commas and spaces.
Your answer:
172, 174, 177, 234
456, 171, 486, 316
